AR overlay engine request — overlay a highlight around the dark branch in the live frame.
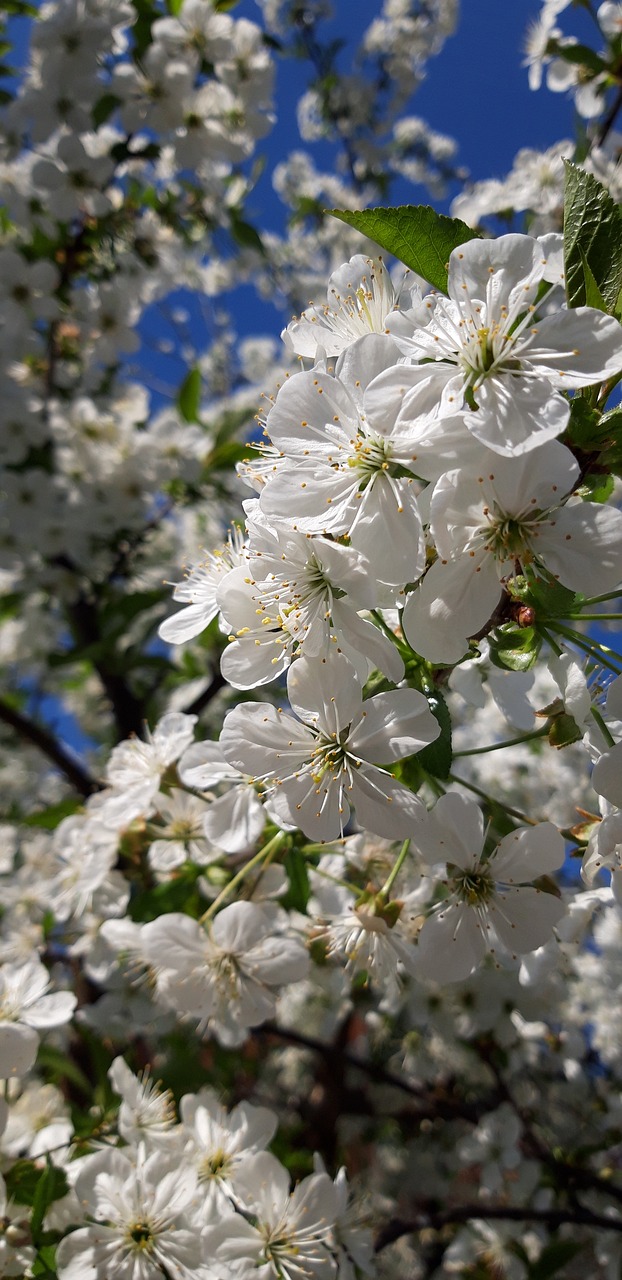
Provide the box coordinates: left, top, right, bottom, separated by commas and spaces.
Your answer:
183, 669, 227, 718
375, 1204, 622, 1252
596, 82, 622, 147
479, 1048, 622, 1211
257, 1021, 493, 1119
63, 591, 147, 742
0, 697, 100, 797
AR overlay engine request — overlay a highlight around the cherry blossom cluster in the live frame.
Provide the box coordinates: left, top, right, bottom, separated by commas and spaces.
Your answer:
3, 2, 622, 1277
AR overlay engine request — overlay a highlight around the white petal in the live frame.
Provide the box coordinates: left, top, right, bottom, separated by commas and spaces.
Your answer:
487, 886, 566, 955
350, 765, 426, 840
416, 904, 487, 983
448, 234, 544, 312
540, 500, 622, 595
468, 376, 568, 455
592, 742, 622, 806
287, 652, 362, 734
203, 788, 266, 854
492, 822, 565, 881
528, 308, 622, 387
403, 556, 501, 664
414, 792, 484, 869
348, 689, 439, 763
220, 703, 313, 780
0, 1023, 39, 1078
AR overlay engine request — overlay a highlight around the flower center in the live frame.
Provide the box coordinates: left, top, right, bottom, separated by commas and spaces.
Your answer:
199, 1147, 231, 1181
310, 734, 348, 784
449, 865, 495, 906
127, 1221, 155, 1251
348, 432, 392, 483
478, 504, 543, 564
169, 818, 200, 840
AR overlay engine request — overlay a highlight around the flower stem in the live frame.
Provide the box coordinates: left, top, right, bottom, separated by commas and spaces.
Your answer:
575, 589, 622, 606
539, 625, 563, 657
371, 609, 407, 654
448, 773, 539, 826
312, 864, 363, 896
200, 831, 287, 922
590, 705, 616, 748
453, 724, 548, 758
380, 839, 411, 897
549, 623, 622, 674
565, 613, 622, 622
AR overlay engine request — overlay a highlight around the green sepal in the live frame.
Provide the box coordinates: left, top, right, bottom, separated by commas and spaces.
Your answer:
488, 623, 542, 672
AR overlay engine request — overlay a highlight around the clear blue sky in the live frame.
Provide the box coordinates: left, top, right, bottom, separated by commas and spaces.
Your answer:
238, 0, 595, 222
181, 0, 596, 354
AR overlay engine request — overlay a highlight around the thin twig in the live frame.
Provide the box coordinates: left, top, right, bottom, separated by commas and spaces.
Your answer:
0, 697, 100, 797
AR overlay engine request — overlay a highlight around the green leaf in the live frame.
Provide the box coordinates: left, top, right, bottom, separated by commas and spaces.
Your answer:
5, 1161, 67, 1213
326, 205, 480, 294
23, 796, 83, 830
551, 42, 605, 74
600, 405, 622, 438
523, 575, 581, 618
417, 690, 452, 778
528, 1238, 584, 1279
563, 160, 622, 311
205, 441, 259, 474
579, 247, 608, 311
31, 1163, 69, 1239
177, 367, 202, 423
230, 214, 266, 257
4, 1160, 41, 1205
577, 470, 615, 502
489, 623, 542, 672
32, 1245, 57, 1278
565, 394, 602, 448
129, 874, 203, 923
36, 1044, 95, 1097
91, 93, 121, 128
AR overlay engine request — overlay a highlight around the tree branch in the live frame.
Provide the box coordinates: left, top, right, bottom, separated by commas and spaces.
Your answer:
183, 669, 227, 718
375, 1203, 622, 1252
63, 591, 147, 742
0, 697, 100, 797
596, 82, 622, 147
257, 1021, 494, 1120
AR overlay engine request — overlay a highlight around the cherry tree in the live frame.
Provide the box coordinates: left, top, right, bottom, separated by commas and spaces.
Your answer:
1, 2, 622, 1279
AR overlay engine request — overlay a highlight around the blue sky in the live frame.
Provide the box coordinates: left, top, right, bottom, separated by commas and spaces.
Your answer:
138, 0, 599, 389
237, 0, 595, 221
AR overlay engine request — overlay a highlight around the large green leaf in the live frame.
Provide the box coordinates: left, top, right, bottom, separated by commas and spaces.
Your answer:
327, 205, 480, 294
5, 1159, 67, 1211
563, 161, 622, 312
417, 690, 452, 778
